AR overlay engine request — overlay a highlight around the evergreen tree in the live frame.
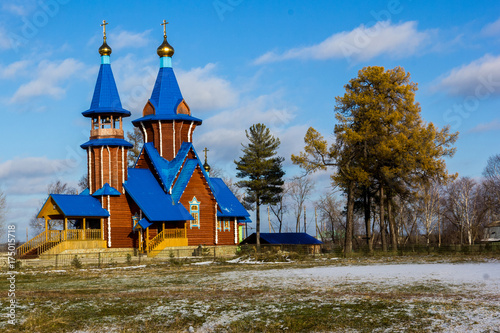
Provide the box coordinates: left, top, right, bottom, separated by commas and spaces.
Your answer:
235, 123, 285, 248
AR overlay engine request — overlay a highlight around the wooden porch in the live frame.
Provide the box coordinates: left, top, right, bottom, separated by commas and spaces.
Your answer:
17, 227, 105, 258
137, 221, 188, 257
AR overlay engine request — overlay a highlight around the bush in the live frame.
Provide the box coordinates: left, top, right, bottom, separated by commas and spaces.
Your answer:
126, 254, 132, 265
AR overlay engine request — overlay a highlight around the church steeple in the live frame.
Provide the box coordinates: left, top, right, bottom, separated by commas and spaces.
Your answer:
132, 20, 202, 161
81, 21, 132, 194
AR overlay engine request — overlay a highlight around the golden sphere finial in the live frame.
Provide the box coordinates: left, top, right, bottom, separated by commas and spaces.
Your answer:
99, 20, 112, 56
157, 20, 174, 57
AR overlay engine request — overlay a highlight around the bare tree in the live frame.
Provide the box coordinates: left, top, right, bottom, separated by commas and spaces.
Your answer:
316, 192, 343, 246
78, 174, 89, 191
270, 183, 289, 233
289, 176, 314, 232
29, 180, 78, 235
483, 154, 500, 220
127, 127, 144, 167
442, 177, 488, 245
415, 180, 441, 245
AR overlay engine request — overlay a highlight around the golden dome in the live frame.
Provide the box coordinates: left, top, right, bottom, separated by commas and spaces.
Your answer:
157, 36, 174, 57
99, 38, 112, 56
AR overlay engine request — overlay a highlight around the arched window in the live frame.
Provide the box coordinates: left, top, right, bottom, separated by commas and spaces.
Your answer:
189, 197, 200, 229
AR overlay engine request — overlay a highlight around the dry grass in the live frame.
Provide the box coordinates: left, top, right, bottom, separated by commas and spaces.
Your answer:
0, 254, 499, 332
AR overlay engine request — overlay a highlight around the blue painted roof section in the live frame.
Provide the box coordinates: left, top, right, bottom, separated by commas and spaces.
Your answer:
244, 233, 323, 245
49, 194, 109, 217
150, 67, 183, 115
132, 113, 202, 125
82, 64, 131, 117
80, 138, 133, 149
137, 218, 153, 229
92, 183, 121, 196
123, 168, 193, 222
210, 178, 250, 218
171, 159, 198, 202
79, 188, 90, 196
238, 216, 252, 224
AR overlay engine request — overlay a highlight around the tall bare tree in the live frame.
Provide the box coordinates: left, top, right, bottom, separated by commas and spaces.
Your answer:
289, 176, 315, 232
127, 127, 144, 167
442, 177, 488, 245
316, 192, 344, 245
270, 182, 289, 233
415, 180, 441, 245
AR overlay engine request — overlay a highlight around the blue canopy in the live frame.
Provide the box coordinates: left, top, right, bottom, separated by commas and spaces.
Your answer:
92, 183, 121, 196
37, 194, 109, 218
241, 233, 323, 245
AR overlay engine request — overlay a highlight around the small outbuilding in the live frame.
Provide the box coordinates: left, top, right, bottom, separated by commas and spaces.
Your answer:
241, 232, 323, 254
482, 221, 500, 242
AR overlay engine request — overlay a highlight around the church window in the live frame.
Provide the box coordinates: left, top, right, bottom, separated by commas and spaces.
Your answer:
223, 219, 230, 231
189, 197, 200, 229
217, 219, 222, 231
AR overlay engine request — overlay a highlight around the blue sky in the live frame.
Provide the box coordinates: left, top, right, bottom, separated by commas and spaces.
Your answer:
1, 0, 500, 240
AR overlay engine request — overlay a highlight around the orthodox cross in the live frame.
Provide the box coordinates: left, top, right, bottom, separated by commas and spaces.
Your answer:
101, 20, 108, 38
203, 147, 209, 163
161, 20, 169, 37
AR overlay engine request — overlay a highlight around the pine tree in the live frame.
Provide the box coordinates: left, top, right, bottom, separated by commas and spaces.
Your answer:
235, 124, 285, 248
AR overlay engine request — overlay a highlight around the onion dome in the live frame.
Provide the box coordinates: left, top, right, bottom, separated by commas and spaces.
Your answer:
157, 36, 174, 57
99, 39, 112, 56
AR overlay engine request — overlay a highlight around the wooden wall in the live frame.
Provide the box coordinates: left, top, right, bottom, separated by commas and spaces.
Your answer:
88, 146, 127, 194
180, 167, 217, 246
101, 195, 135, 248
217, 218, 238, 245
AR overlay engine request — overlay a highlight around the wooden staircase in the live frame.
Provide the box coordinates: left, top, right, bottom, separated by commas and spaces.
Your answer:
17, 229, 103, 259
147, 228, 188, 257
17, 230, 63, 258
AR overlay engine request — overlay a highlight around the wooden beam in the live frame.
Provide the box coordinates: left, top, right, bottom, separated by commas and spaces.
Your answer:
45, 217, 48, 242
83, 218, 86, 240
64, 217, 68, 241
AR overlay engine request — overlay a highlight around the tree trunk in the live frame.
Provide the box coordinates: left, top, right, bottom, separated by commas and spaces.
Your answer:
345, 181, 355, 254
256, 197, 261, 251
379, 186, 387, 252
387, 193, 398, 251
364, 188, 372, 253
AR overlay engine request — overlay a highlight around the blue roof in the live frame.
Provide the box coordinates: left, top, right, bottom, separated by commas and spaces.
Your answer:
210, 178, 250, 218
79, 188, 90, 196
92, 183, 121, 196
81, 138, 133, 149
131, 67, 202, 125
136, 218, 153, 229
242, 233, 323, 245
171, 159, 198, 202
123, 168, 193, 222
41, 194, 109, 218
82, 64, 131, 117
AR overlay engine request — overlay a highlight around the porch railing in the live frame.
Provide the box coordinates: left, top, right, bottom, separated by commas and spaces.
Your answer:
147, 228, 186, 253
17, 229, 103, 258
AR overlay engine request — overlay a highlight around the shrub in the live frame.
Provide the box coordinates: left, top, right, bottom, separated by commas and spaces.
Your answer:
71, 255, 82, 269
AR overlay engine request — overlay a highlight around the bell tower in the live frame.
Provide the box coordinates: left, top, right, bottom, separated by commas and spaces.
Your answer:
81, 21, 133, 194
132, 20, 202, 161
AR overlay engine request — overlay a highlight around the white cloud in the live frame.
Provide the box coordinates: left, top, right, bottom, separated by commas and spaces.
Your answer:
177, 63, 239, 111
438, 54, 500, 96
0, 157, 78, 196
194, 93, 299, 166
10, 58, 85, 103
2, 3, 30, 16
469, 119, 500, 133
0, 60, 29, 78
255, 21, 428, 64
111, 29, 152, 50
482, 17, 500, 37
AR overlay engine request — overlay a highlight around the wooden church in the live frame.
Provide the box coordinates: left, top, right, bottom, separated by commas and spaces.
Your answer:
18, 21, 250, 258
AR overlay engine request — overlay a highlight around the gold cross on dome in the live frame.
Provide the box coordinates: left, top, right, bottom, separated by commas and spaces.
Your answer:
203, 147, 209, 162
161, 20, 169, 37
101, 20, 108, 37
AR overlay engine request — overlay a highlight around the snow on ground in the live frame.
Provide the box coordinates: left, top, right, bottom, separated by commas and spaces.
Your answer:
220, 262, 500, 294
